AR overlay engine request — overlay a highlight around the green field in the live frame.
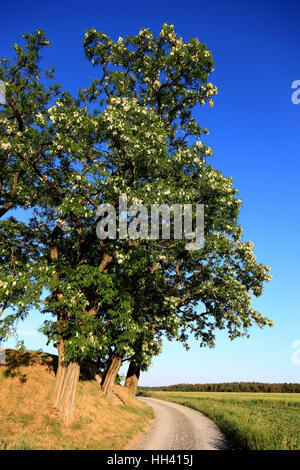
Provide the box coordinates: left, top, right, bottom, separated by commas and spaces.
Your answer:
146, 391, 300, 450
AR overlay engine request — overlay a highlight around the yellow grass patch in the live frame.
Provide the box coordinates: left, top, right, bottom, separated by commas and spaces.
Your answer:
0, 350, 153, 450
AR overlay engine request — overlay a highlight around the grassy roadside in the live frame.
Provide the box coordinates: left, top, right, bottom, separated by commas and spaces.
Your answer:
144, 391, 300, 450
0, 350, 153, 450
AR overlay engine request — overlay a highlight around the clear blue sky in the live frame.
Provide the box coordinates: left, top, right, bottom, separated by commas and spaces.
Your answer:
1, 0, 300, 385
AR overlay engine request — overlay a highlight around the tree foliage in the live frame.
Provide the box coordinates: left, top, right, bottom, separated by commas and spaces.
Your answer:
0, 25, 272, 394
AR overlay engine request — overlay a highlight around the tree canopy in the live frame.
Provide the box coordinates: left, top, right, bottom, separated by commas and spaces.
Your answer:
0, 24, 272, 421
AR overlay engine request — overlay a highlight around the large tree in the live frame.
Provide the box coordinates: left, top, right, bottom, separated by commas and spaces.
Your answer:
0, 24, 272, 423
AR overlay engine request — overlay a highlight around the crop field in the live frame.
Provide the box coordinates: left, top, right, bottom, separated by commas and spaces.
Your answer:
147, 391, 300, 450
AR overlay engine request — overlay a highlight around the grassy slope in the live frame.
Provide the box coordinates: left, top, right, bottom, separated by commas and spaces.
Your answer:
0, 350, 153, 450
148, 391, 300, 450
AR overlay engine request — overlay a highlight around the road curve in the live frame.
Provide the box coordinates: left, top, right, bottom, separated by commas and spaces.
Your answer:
138, 397, 231, 450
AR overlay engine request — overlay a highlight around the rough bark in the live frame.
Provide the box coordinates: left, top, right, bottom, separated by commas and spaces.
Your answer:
101, 355, 122, 398
51, 342, 80, 424
52, 358, 80, 424
51, 341, 64, 406
125, 360, 140, 396
101, 355, 113, 382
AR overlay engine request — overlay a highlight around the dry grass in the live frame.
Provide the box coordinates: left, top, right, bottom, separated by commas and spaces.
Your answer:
0, 349, 153, 450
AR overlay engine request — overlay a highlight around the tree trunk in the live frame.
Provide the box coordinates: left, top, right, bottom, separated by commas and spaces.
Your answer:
80, 358, 102, 385
52, 343, 80, 424
50, 225, 81, 424
51, 341, 65, 406
101, 355, 113, 382
101, 355, 122, 398
125, 360, 140, 396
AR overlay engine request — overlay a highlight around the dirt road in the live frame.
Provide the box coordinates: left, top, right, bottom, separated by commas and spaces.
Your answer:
138, 397, 231, 450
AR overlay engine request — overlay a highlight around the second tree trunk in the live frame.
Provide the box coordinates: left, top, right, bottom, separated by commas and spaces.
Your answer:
125, 360, 140, 395
101, 355, 122, 398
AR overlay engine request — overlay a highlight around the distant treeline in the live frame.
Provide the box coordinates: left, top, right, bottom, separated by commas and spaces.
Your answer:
139, 382, 300, 393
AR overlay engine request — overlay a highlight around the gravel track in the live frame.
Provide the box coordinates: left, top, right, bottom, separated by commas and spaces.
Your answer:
138, 397, 231, 450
